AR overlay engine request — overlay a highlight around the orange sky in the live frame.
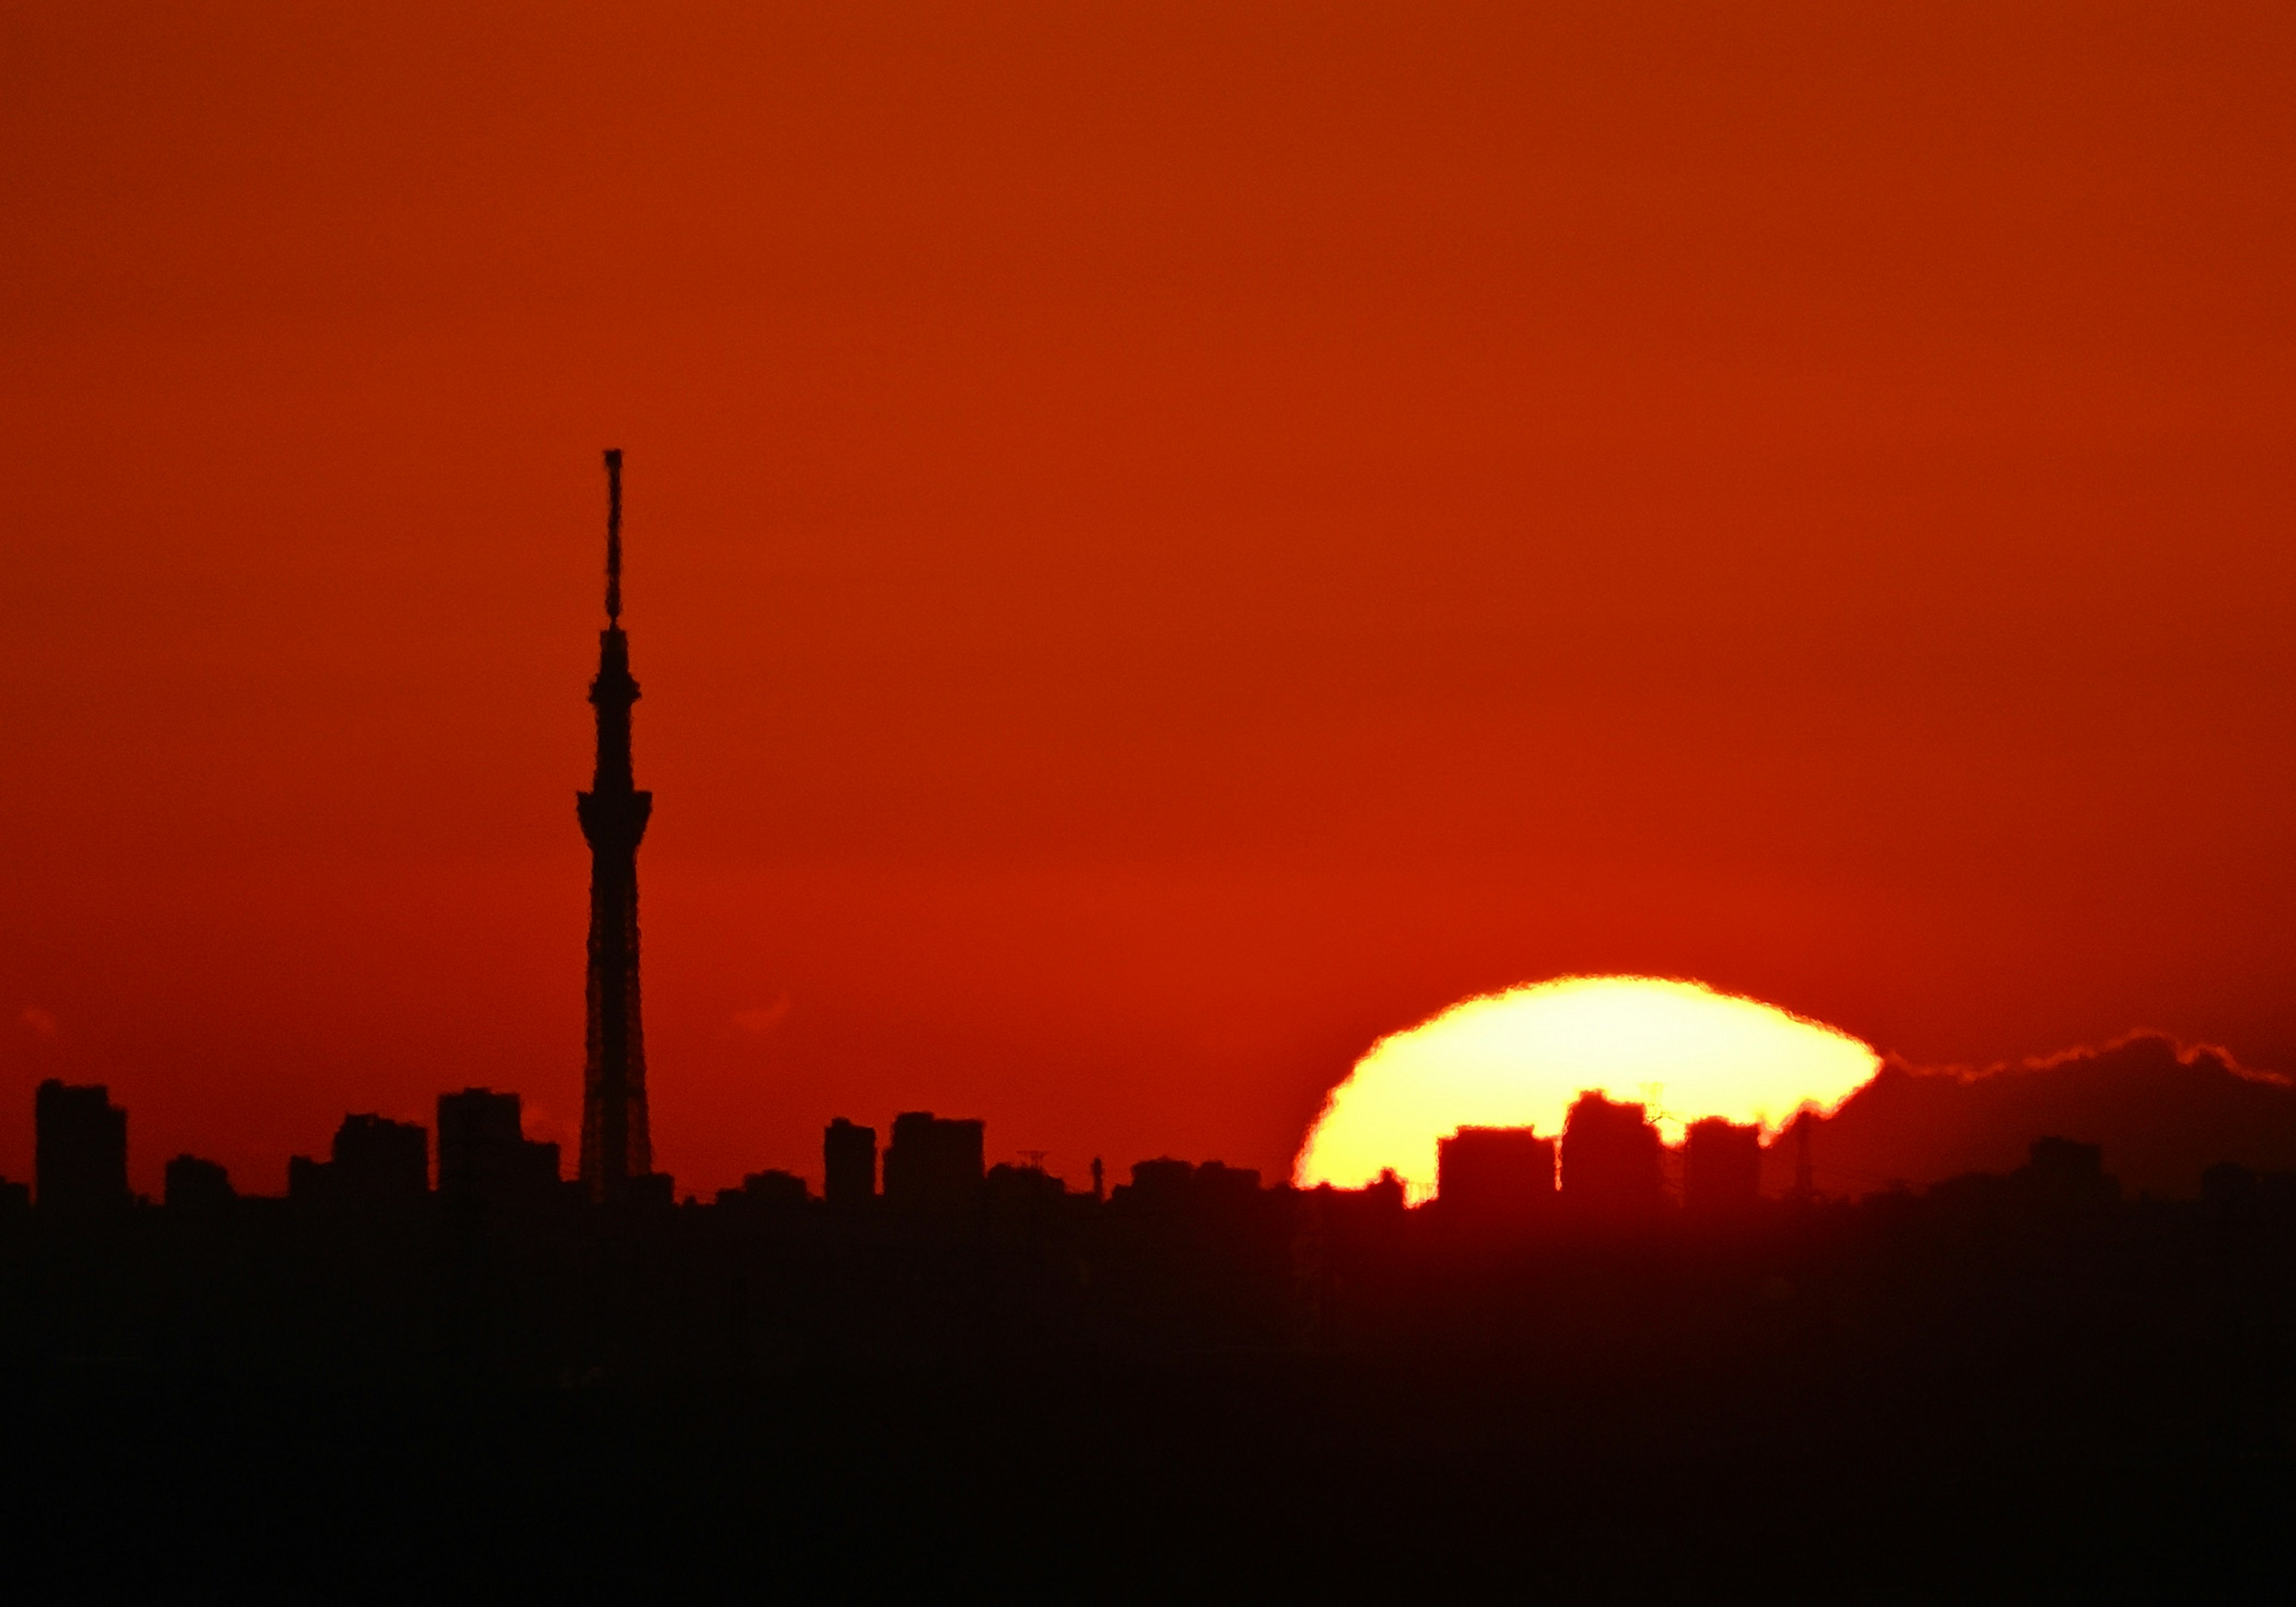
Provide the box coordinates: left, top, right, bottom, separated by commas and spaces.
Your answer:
5, 2, 2295, 1197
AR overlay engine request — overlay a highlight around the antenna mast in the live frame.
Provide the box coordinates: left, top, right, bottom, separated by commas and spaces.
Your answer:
603, 448, 624, 623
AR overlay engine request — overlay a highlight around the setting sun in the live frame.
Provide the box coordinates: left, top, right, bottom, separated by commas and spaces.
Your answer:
1294, 976, 1879, 1202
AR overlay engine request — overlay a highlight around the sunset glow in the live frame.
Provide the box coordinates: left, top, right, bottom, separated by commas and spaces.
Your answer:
1294, 977, 1879, 1203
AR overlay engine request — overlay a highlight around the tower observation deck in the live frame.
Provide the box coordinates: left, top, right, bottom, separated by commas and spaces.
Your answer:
577, 448, 654, 1199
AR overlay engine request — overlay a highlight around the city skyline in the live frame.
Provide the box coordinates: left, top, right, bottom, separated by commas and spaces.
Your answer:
6, 10, 2294, 1594
13, 408, 2296, 1200
10, 5, 2296, 1205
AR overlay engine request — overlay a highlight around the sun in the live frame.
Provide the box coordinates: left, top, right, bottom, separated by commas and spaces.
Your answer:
1293, 976, 1879, 1203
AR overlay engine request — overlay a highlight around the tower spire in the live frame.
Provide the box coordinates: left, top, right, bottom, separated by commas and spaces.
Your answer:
577, 448, 655, 1200
603, 447, 623, 624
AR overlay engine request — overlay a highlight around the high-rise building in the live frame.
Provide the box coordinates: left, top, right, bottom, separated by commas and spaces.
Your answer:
883, 1112, 985, 1218
823, 1117, 877, 1210
1682, 1117, 1761, 1215
35, 1080, 128, 1214
1559, 1091, 1662, 1219
438, 1088, 561, 1212
1437, 1126, 1556, 1226
577, 449, 656, 1200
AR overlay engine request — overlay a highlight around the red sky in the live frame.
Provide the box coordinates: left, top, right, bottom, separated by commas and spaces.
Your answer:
5, 2, 2295, 1197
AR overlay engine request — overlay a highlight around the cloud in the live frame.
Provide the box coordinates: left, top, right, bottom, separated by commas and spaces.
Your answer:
19, 1007, 57, 1038
731, 997, 793, 1036
1772, 1032, 2296, 1200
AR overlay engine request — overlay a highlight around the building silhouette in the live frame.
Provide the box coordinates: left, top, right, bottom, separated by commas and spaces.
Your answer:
1123, 1156, 1199, 1205
292, 1114, 428, 1210
1436, 1125, 1556, 1226
718, 1169, 810, 1212
35, 1079, 128, 1214
2014, 1135, 2120, 1210
1123, 1157, 1263, 1212
1560, 1091, 1662, 1218
823, 1117, 877, 1210
286, 1154, 326, 1203
164, 1154, 235, 1212
984, 1159, 1065, 1208
883, 1111, 985, 1219
438, 1088, 561, 1212
577, 448, 656, 1200
1682, 1117, 1762, 1215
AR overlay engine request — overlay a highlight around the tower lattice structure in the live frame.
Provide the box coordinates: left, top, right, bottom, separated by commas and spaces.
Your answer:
577, 448, 654, 1199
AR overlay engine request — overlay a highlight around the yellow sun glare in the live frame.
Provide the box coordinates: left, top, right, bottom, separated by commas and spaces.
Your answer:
1293, 976, 1879, 1203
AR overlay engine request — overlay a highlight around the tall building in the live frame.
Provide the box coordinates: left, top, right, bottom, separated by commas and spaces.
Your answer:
1559, 1091, 1662, 1219
823, 1118, 878, 1211
35, 1080, 128, 1214
577, 449, 655, 1200
1682, 1117, 1761, 1215
1437, 1125, 1556, 1226
438, 1088, 561, 1212
883, 1112, 985, 1218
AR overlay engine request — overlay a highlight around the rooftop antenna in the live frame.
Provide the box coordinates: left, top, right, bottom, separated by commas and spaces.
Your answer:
603, 448, 624, 624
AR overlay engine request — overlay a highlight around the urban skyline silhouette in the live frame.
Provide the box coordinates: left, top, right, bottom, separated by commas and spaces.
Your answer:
11, 6, 2296, 1594
5, 455, 2295, 1601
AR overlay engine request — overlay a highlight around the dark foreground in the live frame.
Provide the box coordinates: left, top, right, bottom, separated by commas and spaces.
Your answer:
10, 1273, 2295, 1599
10, 1352, 2291, 1602
10, 1157, 2296, 1598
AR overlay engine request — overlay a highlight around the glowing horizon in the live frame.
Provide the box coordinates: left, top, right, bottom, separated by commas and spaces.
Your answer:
1293, 976, 1880, 1203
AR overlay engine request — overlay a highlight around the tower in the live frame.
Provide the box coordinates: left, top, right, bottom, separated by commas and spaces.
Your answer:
578, 449, 655, 1199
